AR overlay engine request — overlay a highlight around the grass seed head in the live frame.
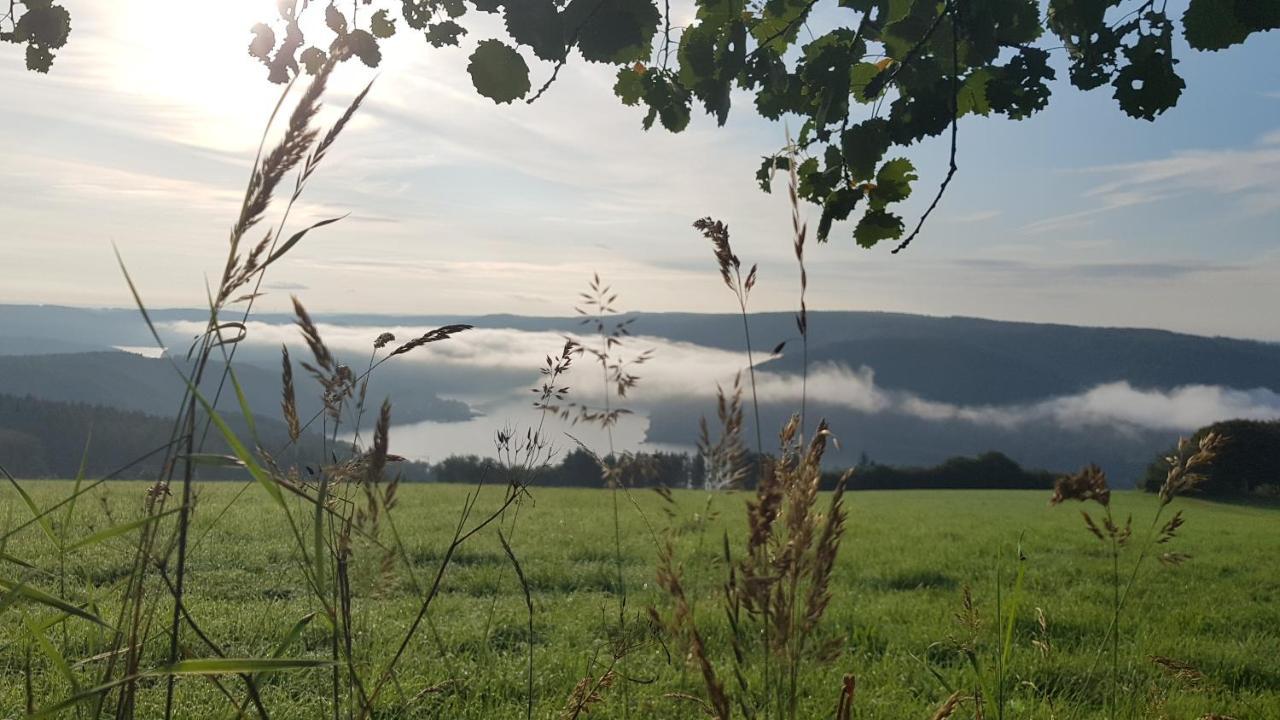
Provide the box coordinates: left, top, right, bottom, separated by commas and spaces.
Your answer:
1051, 463, 1110, 507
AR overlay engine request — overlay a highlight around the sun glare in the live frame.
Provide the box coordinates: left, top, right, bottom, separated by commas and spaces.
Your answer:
109, 0, 290, 152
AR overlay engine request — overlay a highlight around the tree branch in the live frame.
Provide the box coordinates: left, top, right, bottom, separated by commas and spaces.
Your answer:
528, 0, 606, 104
892, 1, 959, 254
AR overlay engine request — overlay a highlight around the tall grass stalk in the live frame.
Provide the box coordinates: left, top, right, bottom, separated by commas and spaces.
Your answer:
693, 218, 764, 457
1051, 432, 1223, 718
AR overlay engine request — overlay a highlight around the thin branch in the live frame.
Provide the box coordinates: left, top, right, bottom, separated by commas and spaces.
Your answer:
528, 0, 605, 104
744, 0, 822, 62
892, 0, 959, 254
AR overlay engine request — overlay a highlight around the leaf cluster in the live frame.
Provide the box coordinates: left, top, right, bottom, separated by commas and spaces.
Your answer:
10, 0, 1276, 246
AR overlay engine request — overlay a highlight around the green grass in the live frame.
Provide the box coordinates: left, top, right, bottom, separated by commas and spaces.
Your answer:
3, 482, 1278, 718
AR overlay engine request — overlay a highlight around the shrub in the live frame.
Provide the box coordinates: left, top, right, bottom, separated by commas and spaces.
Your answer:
1141, 420, 1280, 497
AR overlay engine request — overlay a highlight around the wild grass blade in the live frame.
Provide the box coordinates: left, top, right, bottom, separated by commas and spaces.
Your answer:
188, 381, 284, 509
157, 657, 334, 675
111, 242, 165, 351
24, 615, 80, 693
68, 507, 182, 552
3, 472, 57, 544
0, 577, 110, 627
228, 366, 259, 446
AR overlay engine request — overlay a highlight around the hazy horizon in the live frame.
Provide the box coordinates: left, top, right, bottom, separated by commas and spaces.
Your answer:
5, 301, 1280, 344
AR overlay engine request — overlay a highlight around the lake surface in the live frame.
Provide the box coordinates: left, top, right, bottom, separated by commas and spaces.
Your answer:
383, 398, 693, 462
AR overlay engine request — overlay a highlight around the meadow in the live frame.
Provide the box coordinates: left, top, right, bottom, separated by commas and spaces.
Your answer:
3, 481, 1276, 719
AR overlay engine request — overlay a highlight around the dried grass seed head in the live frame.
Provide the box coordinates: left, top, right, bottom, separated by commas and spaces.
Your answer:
1051, 463, 1111, 507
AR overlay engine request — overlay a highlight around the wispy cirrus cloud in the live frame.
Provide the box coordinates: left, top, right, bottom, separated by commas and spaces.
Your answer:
1022, 128, 1280, 234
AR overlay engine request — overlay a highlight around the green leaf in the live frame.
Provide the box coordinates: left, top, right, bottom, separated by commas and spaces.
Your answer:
14, 3, 72, 48
853, 208, 905, 247
841, 118, 891, 182
504, 0, 565, 62
441, 0, 467, 18
1111, 14, 1184, 121
637, 70, 693, 132
0, 577, 109, 627
12, 1, 71, 71
751, 0, 814, 53
402, 0, 433, 29
679, 19, 747, 124
850, 61, 884, 103
325, 3, 348, 35
345, 29, 382, 68
881, 0, 941, 59
986, 46, 1055, 120
425, 20, 467, 47
884, 0, 915, 26
248, 24, 276, 64
869, 157, 917, 209
795, 28, 862, 128
468, 39, 531, 104
1183, 0, 1278, 51
26, 44, 54, 72
614, 65, 646, 105
565, 0, 661, 63
370, 9, 397, 39
957, 69, 993, 117
156, 657, 333, 675
300, 46, 327, 75
68, 508, 180, 552
755, 155, 790, 193
817, 186, 862, 242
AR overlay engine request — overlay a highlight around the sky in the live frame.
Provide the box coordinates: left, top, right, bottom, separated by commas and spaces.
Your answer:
2, 1, 1278, 340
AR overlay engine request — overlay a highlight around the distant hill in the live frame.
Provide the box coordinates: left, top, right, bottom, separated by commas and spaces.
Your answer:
0, 351, 474, 425
755, 318, 1280, 404
6, 306, 1277, 402
326, 309, 1280, 403
2, 305, 1277, 484
0, 393, 444, 482
0, 393, 307, 479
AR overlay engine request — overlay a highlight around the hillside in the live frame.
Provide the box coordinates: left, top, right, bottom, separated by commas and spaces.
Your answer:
0, 393, 311, 478
0, 351, 474, 425
7, 306, 1278, 402
2, 306, 1277, 484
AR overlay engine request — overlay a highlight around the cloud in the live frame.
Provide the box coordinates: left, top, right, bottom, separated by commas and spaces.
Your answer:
167, 321, 1280, 433
948, 258, 1244, 282
900, 383, 1280, 432
1024, 128, 1280, 233
946, 209, 1002, 224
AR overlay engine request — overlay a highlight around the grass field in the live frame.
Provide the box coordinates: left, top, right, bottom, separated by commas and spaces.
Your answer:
2, 481, 1278, 719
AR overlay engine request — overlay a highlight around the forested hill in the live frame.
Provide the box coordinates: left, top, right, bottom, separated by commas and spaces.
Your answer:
0, 352, 473, 425
0, 393, 322, 479
4, 306, 1276, 407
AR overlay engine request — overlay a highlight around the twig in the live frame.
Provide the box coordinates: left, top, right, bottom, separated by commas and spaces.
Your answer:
892, 1, 959, 254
